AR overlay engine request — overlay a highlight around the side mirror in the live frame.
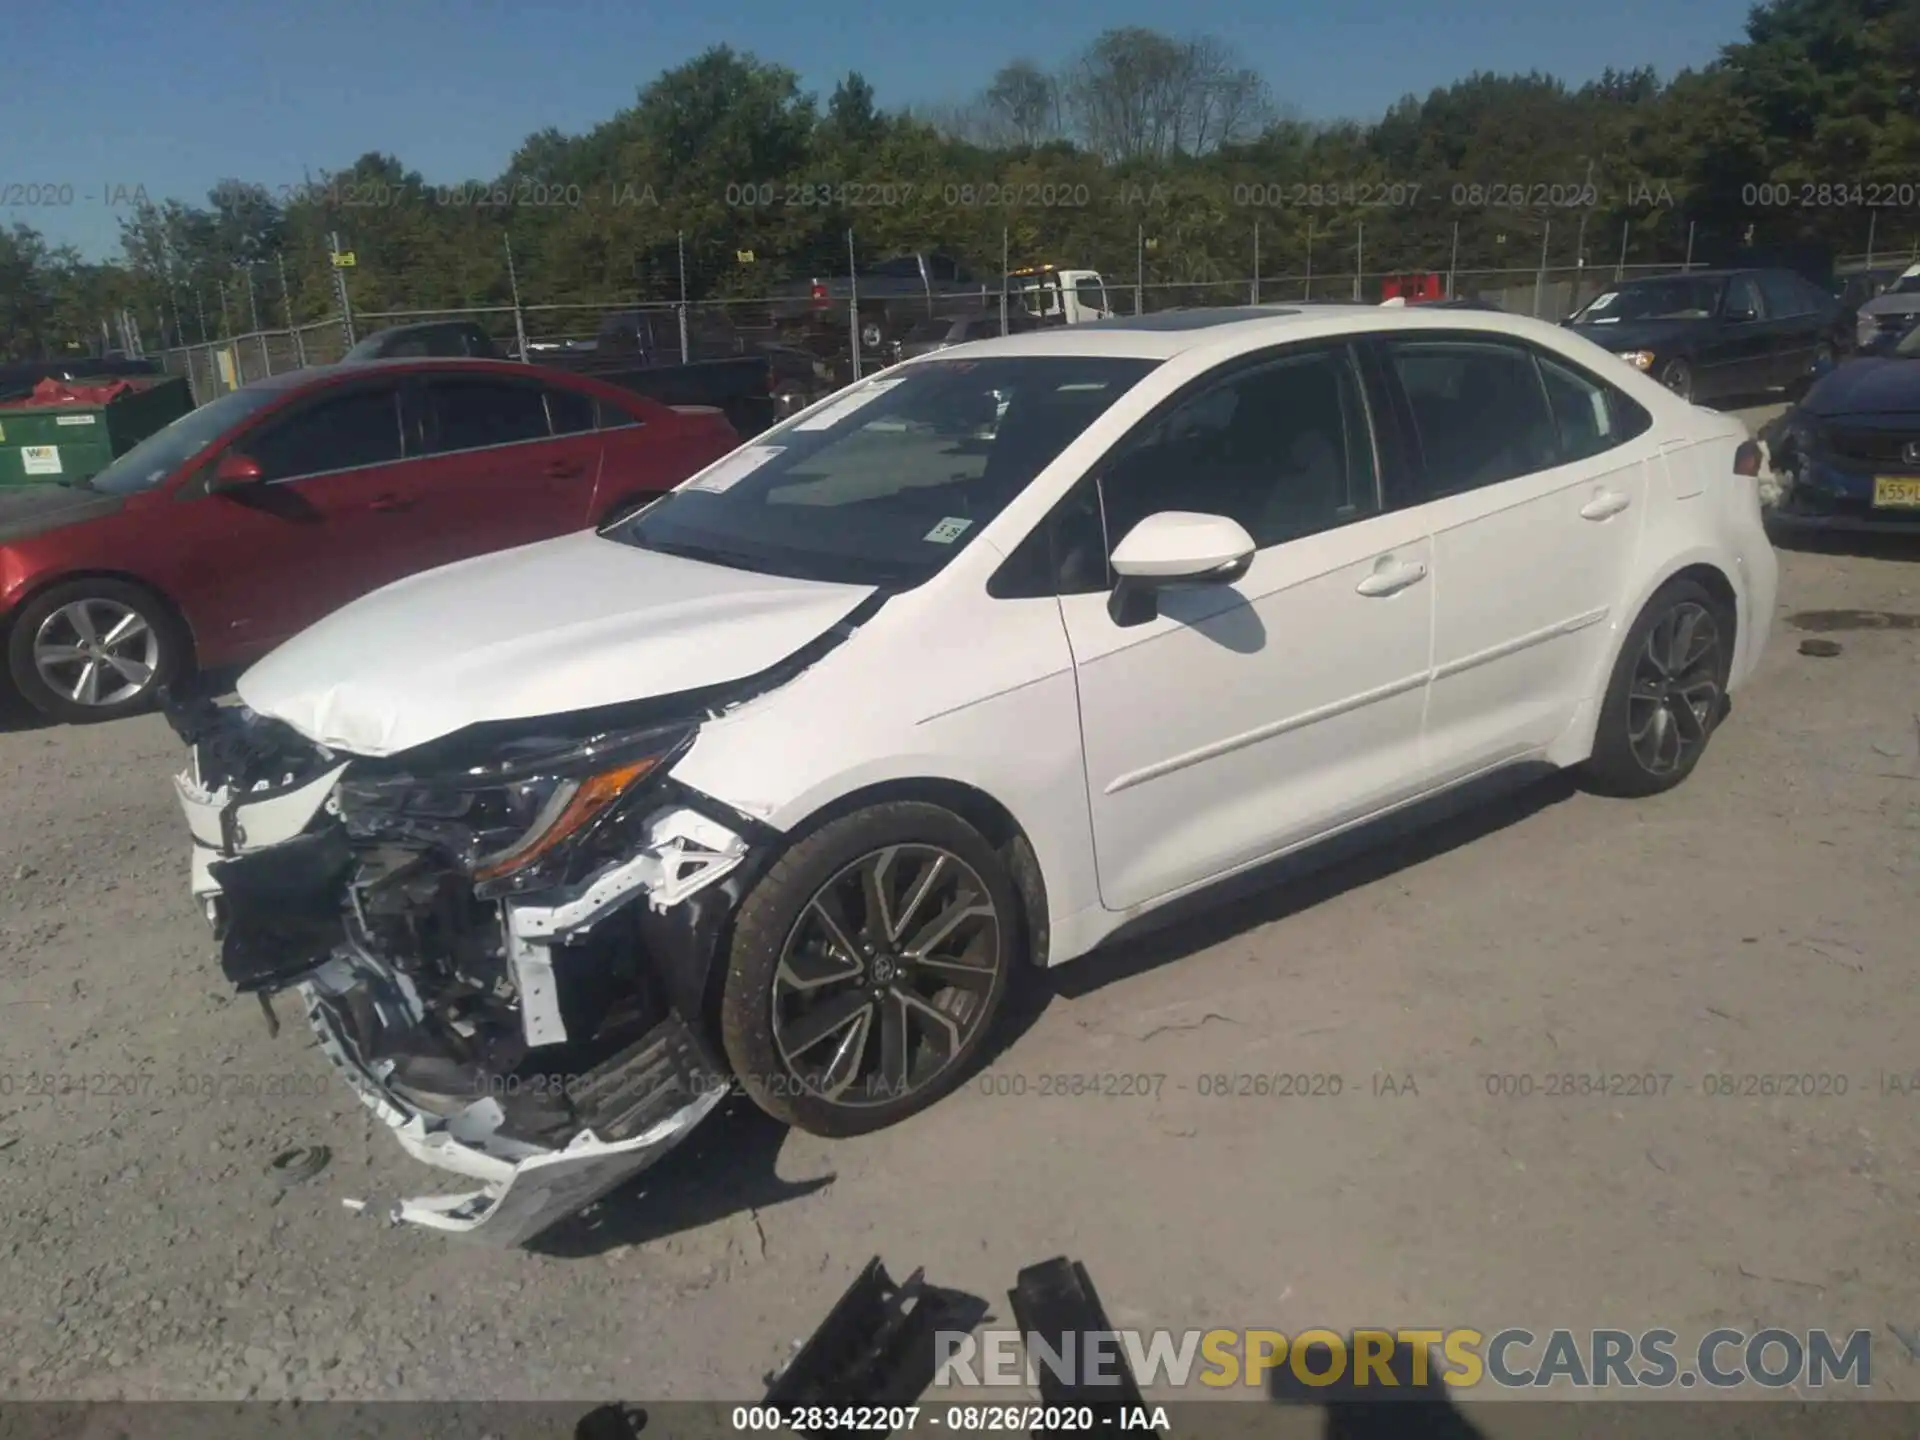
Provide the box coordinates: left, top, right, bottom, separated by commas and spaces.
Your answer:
1106, 511, 1256, 627
1725, 307, 1758, 324
209, 452, 264, 491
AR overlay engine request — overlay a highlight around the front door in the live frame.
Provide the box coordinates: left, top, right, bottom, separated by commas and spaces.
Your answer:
185, 378, 429, 652
1059, 342, 1436, 912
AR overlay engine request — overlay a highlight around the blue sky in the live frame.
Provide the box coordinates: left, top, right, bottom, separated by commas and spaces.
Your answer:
5, 0, 1755, 261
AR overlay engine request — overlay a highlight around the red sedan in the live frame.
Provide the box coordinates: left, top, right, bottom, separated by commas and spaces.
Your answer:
0, 358, 740, 722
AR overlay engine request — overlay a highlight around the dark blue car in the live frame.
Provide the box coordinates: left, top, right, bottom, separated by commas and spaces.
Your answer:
1767, 325, 1920, 532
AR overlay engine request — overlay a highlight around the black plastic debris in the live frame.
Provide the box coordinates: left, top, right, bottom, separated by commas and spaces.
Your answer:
1008, 1257, 1157, 1439
763, 1255, 976, 1436
575, 1403, 648, 1439
266, 1144, 330, 1186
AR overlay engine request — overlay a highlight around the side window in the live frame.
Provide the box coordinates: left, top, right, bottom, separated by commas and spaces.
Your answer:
871, 256, 925, 280
545, 386, 596, 436
1387, 340, 1561, 497
245, 387, 404, 481
1099, 348, 1380, 556
1757, 272, 1806, 318
594, 396, 642, 430
1536, 355, 1640, 463
925, 255, 959, 283
1725, 275, 1765, 320
424, 379, 552, 454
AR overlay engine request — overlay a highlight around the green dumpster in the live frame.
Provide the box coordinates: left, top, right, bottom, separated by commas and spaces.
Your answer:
0, 375, 194, 487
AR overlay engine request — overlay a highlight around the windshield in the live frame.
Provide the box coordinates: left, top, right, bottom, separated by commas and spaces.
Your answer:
1574, 277, 1725, 323
1888, 275, 1920, 297
86, 385, 285, 496
609, 355, 1159, 587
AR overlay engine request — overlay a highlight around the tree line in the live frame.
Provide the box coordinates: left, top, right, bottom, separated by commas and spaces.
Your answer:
3, 0, 1917, 357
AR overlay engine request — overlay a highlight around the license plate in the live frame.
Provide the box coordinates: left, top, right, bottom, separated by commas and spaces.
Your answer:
1873, 476, 1920, 508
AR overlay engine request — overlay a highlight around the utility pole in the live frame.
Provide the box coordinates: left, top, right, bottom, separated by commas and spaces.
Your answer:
505, 233, 531, 362
277, 251, 306, 367
328, 231, 356, 348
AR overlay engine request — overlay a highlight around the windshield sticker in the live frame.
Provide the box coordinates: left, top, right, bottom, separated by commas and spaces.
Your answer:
924, 516, 973, 544
682, 445, 783, 494
1585, 292, 1617, 312
794, 378, 906, 430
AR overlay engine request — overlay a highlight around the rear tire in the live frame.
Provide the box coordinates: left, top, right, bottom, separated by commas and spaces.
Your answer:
1581, 578, 1734, 798
719, 802, 1018, 1138
6, 578, 186, 724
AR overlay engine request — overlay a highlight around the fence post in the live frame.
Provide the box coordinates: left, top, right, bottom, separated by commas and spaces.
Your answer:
504, 233, 531, 362
1447, 222, 1459, 299
278, 253, 307, 368
1304, 221, 1314, 300
1865, 210, 1878, 271
847, 229, 861, 382
1353, 222, 1364, 301
1532, 221, 1551, 318
218, 280, 232, 343
1616, 220, 1628, 280
1683, 221, 1696, 272
329, 231, 356, 348
244, 267, 270, 377
195, 289, 211, 346
1121, 221, 1136, 314
675, 230, 690, 364
1000, 227, 1009, 335
1251, 220, 1260, 305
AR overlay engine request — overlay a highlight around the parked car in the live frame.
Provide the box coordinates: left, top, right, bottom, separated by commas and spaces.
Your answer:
1854, 264, 1920, 351
168, 303, 1777, 1244
897, 312, 1038, 360
1565, 267, 1851, 403
1766, 321, 1920, 533
345, 317, 801, 438
1, 358, 738, 722
770, 251, 992, 354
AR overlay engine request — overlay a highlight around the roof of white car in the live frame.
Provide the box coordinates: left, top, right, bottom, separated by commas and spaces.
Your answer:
921, 303, 1564, 361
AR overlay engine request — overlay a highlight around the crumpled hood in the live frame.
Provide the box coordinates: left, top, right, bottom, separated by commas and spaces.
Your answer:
237, 530, 877, 757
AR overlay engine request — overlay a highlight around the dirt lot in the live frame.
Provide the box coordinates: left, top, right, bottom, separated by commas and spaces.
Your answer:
2, 402, 1918, 1411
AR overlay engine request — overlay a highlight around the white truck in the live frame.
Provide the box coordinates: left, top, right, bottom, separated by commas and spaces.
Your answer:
1006, 264, 1112, 326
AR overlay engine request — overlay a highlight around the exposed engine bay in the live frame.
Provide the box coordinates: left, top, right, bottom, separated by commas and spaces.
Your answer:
163, 687, 776, 1246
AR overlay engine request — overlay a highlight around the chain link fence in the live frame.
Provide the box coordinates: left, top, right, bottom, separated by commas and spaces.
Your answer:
146, 216, 1920, 406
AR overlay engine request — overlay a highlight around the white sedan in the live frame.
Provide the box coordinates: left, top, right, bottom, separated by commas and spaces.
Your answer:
170, 303, 1778, 1242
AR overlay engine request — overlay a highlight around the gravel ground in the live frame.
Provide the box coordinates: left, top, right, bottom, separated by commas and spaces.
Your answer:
3, 401, 1918, 1412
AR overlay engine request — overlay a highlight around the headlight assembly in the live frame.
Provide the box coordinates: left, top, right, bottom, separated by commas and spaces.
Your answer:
338, 722, 697, 897
1617, 350, 1656, 371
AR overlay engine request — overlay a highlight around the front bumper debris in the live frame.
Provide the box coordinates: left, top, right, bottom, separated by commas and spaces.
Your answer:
173, 729, 753, 1245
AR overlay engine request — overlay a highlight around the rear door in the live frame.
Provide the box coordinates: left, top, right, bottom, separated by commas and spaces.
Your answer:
401, 371, 605, 569
1379, 334, 1654, 780
1715, 274, 1778, 396
1756, 271, 1822, 384
187, 378, 423, 650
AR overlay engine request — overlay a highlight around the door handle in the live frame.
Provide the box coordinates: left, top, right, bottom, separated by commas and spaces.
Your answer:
544, 461, 585, 479
1355, 559, 1428, 597
1580, 490, 1632, 521
368, 494, 414, 513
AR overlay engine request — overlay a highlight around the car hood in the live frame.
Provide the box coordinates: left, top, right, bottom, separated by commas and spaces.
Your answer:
0, 483, 124, 545
1861, 293, 1920, 317
1567, 317, 1706, 354
1802, 356, 1920, 418
236, 529, 878, 757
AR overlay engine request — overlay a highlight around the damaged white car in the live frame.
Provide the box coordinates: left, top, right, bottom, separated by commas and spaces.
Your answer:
168, 306, 1777, 1243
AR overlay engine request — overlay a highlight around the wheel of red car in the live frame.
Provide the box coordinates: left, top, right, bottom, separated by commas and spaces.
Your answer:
719, 802, 1018, 1138
5, 578, 186, 724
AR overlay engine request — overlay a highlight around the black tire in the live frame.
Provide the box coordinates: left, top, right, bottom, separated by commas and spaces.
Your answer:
1581, 578, 1735, 798
719, 801, 1019, 1137
1659, 357, 1695, 403
6, 578, 186, 724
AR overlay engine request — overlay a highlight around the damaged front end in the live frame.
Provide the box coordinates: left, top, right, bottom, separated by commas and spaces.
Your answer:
164, 689, 765, 1246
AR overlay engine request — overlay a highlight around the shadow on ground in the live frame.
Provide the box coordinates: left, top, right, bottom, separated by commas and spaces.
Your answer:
529, 1093, 833, 1258
1271, 1337, 1492, 1440
980, 764, 1579, 1065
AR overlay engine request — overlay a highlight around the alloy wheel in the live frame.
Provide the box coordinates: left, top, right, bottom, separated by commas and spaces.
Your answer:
1626, 601, 1722, 778
1660, 359, 1694, 401
770, 844, 1003, 1108
32, 598, 161, 709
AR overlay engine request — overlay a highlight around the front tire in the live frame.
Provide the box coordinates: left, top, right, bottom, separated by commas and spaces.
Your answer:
6, 578, 185, 723
1581, 579, 1734, 798
719, 802, 1018, 1137
1659, 357, 1695, 403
